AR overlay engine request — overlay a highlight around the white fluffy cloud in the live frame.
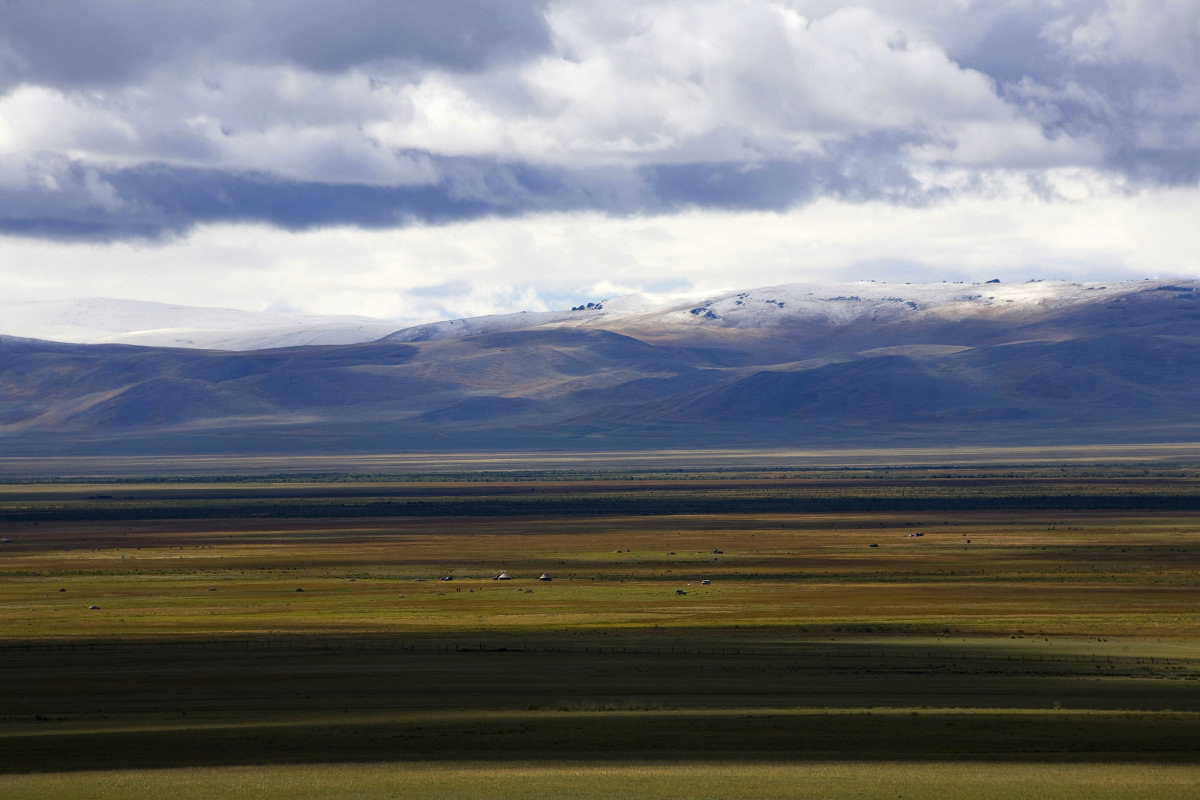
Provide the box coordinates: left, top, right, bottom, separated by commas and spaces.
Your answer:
0, 0, 1194, 319
1, 2, 1099, 176
2, 177, 1195, 319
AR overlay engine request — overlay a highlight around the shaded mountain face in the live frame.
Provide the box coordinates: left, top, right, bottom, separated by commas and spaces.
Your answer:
1, 280, 1197, 455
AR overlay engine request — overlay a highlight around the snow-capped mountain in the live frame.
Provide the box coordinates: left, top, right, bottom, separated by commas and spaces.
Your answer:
3, 279, 1180, 351
1, 278, 1197, 456
385, 279, 1186, 343
0, 297, 406, 350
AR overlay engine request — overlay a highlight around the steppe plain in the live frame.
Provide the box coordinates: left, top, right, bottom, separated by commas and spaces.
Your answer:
2, 447, 1198, 798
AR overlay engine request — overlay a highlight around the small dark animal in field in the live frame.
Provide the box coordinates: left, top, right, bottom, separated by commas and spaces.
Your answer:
295, 588, 304, 592
676, 589, 687, 595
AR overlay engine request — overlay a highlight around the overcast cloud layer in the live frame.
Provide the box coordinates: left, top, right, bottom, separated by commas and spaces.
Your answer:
1, 0, 1196, 318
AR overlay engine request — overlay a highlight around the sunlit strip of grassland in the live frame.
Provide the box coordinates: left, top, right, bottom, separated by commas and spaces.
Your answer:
3, 761, 1198, 800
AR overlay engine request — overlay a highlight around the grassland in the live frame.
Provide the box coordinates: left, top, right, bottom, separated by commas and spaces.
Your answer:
6, 762, 1200, 800
2, 461, 1199, 797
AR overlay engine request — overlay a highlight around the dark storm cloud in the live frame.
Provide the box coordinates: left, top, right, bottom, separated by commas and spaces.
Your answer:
0, 0, 552, 89
644, 133, 932, 211
0, 158, 608, 241
0, 134, 944, 242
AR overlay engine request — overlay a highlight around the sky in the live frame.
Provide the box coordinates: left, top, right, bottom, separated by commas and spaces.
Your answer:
1, 0, 1197, 323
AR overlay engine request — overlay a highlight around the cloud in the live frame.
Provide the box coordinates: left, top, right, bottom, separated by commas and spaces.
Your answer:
0, 138, 941, 242
0, 0, 1194, 325
2, 178, 1196, 319
999, 0, 1199, 185
0, 0, 553, 90
0, 157, 608, 240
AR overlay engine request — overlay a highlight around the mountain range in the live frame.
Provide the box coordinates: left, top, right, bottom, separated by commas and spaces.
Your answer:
2, 279, 1198, 456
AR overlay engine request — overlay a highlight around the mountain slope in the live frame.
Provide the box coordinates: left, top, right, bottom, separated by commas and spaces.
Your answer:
1, 279, 1197, 455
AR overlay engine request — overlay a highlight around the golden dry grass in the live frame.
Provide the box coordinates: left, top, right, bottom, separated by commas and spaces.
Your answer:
5, 761, 1200, 800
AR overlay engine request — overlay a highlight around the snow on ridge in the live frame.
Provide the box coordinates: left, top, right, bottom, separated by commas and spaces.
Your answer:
113, 323, 405, 351
588, 278, 1198, 331
4, 279, 1194, 349
0, 297, 407, 351
381, 291, 695, 342
382, 309, 586, 342
383, 279, 1176, 342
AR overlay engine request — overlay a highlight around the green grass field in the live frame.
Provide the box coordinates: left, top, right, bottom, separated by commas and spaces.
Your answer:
2, 461, 1199, 796
5, 762, 1200, 800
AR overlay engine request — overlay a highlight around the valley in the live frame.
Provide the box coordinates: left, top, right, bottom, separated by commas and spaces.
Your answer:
2, 459, 1198, 797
